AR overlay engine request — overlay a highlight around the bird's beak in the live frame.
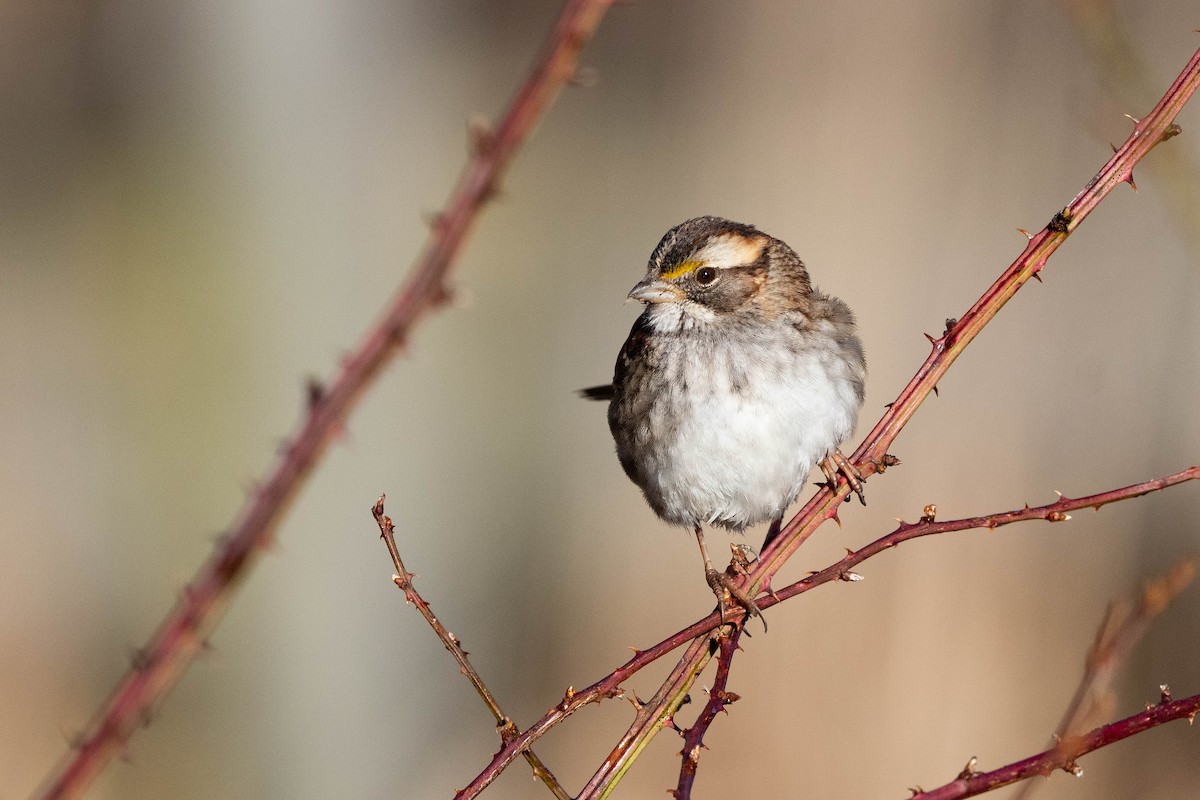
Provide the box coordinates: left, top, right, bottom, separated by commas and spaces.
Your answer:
628, 278, 683, 304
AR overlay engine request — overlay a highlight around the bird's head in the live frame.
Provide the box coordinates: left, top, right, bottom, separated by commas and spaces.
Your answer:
629, 216, 812, 323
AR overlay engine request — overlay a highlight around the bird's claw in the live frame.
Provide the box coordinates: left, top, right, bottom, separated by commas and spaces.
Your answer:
706, 567, 767, 633
820, 448, 866, 505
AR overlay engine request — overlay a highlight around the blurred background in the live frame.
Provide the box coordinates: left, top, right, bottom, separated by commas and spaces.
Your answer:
2, 1, 1198, 797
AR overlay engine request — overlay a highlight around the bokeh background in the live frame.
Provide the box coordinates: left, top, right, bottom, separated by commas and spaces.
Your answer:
2, 1, 1199, 798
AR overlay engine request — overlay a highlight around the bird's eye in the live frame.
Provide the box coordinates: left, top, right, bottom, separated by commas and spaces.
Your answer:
695, 267, 717, 285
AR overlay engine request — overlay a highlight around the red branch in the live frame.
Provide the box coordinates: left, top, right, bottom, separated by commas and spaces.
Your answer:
766, 467, 1200, 607
1012, 556, 1197, 800
372, 498, 568, 798
909, 690, 1200, 799
566, 42, 1200, 799
673, 629, 743, 799
454, 465, 1200, 798
752, 43, 1200, 588
34, 3, 613, 798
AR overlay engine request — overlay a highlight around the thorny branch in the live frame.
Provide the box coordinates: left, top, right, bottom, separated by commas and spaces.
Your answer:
765, 468, 1200, 608
574, 42, 1200, 799
673, 627, 743, 799
34, 2, 614, 798
908, 689, 1200, 800
372, 497, 568, 799
451, 468, 1200, 800
1062, 0, 1200, 261
751, 42, 1200, 589
458, 42, 1200, 800
1013, 557, 1197, 800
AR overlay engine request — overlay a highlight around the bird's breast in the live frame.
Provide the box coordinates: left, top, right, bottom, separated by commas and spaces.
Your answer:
611, 325, 859, 530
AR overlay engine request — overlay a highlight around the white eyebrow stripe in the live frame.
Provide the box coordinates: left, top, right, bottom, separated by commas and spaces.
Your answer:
693, 234, 762, 269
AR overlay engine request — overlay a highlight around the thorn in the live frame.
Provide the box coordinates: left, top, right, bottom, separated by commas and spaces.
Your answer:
66, 729, 88, 751
139, 707, 155, 729
884, 401, 895, 409
467, 114, 495, 155
829, 507, 842, 527
1124, 113, 1141, 125
305, 376, 324, 409
480, 176, 503, 204
924, 332, 937, 345
421, 209, 446, 229
430, 281, 455, 308
1031, 271, 1043, 283
128, 647, 150, 670
845, 547, 855, 556
1109, 142, 1118, 153
1016, 227, 1033, 239
569, 65, 600, 87
932, 384, 939, 397
1054, 490, 1064, 499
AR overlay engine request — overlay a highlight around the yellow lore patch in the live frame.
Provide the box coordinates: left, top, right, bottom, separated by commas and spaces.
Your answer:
659, 259, 704, 281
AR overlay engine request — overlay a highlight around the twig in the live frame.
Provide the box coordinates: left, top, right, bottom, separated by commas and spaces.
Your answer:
456, 464, 1200, 798
1012, 557, 1197, 800
752, 43, 1200, 587
570, 43, 1200, 798
673, 629, 743, 799
33, 3, 613, 797
1061, 0, 1200, 261
371, 497, 568, 799
908, 689, 1200, 800
765, 468, 1200, 607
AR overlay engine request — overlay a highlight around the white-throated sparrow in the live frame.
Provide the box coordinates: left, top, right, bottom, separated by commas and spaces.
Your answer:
584, 216, 866, 625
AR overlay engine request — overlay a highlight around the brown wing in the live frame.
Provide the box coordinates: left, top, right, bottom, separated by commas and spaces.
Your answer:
611, 313, 652, 395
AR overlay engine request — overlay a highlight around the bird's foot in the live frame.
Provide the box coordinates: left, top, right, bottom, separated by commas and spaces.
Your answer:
819, 448, 866, 505
705, 567, 767, 633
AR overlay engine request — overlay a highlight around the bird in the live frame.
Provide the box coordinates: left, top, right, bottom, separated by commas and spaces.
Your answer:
583, 216, 866, 626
